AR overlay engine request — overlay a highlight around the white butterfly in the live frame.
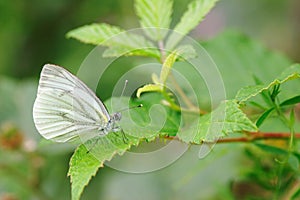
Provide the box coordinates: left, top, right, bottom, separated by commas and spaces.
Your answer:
32, 64, 122, 143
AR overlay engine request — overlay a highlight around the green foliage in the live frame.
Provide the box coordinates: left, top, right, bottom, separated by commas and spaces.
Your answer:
177, 100, 258, 143
67, 23, 160, 58
239, 145, 299, 199
160, 51, 178, 85
166, 0, 219, 49
2, 0, 300, 199
235, 64, 300, 103
0, 78, 72, 199
255, 108, 274, 127
135, 0, 173, 41
26, 0, 300, 199
66, 23, 123, 46
69, 94, 180, 200
136, 84, 162, 98
280, 95, 300, 106
68, 135, 139, 200
137, 50, 178, 97
67, 0, 218, 60
201, 31, 292, 100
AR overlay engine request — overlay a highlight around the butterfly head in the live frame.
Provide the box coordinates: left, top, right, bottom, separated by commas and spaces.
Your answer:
111, 112, 122, 122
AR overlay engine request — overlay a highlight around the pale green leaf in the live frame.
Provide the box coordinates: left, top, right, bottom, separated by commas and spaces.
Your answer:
68, 133, 139, 200
103, 45, 160, 58
151, 73, 161, 84
66, 23, 123, 45
235, 85, 266, 103
235, 64, 300, 103
178, 100, 257, 143
67, 23, 160, 58
166, 0, 219, 49
176, 45, 197, 60
160, 51, 178, 84
135, 0, 172, 41
136, 84, 162, 98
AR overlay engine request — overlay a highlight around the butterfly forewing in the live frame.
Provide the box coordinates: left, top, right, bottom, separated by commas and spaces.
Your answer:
33, 64, 110, 142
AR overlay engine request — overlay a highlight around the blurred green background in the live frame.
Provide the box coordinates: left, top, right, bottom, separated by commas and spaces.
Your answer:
0, 0, 300, 199
1, 0, 300, 79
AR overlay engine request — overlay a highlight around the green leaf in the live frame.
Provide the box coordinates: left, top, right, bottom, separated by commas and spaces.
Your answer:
102, 46, 160, 58
126, 93, 181, 137
175, 45, 197, 60
68, 134, 139, 200
166, 0, 219, 49
151, 73, 161, 84
292, 188, 300, 199
288, 154, 299, 171
135, 0, 173, 41
255, 143, 299, 171
66, 23, 123, 45
136, 84, 162, 98
280, 95, 300, 106
67, 23, 160, 58
235, 85, 266, 103
235, 64, 300, 103
198, 31, 292, 104
68, 94, 180, 200
178, 100, 257, 143
160, 51, 178, 84
255, 107, 274, 127
254, 143, 288, 155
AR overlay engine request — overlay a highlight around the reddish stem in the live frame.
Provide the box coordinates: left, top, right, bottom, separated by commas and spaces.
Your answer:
164, 132, 300, 144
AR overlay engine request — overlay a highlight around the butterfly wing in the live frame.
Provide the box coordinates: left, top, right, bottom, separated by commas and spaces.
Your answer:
33, 64, 110, 142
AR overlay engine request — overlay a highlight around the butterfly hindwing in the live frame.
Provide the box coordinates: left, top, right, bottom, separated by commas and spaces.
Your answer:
33, 64, 110, 142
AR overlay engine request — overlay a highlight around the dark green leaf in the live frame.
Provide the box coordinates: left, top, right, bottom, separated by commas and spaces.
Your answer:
256, 107, 274, 127
280, 95, 300, 106
288, 154, 299, 171
270, 84, 280, 102
254, 143, 288, 155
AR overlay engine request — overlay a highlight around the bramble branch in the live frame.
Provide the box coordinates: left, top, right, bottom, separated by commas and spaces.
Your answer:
164, 132, 300, 144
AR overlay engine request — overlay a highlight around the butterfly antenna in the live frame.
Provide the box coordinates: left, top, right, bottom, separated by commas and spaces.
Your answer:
118, 104, 143, 113
117, 79, 143, 112
117, 79, 128, 107
120, 79, 128, 98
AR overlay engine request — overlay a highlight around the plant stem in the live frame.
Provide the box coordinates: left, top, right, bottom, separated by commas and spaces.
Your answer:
169, 74, 206, 114
158, 40, 166, 63
163, 132, 300, 144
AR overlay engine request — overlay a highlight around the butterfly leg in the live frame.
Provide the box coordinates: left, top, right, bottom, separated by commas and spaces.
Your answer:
120, 129, 129, 144
112, 129, 128, 144
86, 139, 98, 154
